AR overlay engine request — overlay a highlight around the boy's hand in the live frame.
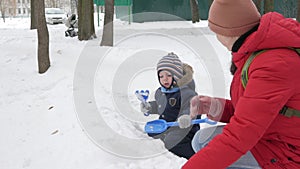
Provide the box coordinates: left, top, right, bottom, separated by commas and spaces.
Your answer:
140, 102, 151, 113
178, 115, 192, 128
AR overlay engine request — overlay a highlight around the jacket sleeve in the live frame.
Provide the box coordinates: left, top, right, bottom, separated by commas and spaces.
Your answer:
148, 101, 158, 114
219, 99, 235, 123
147, 89, 162, 115
182, 51, 295, 168
178, 87, 197, 117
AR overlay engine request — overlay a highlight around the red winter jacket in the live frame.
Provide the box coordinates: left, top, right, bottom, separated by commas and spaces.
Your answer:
183, 12, 300, 169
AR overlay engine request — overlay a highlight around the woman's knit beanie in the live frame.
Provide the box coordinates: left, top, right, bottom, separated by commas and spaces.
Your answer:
208, 0, 261, 37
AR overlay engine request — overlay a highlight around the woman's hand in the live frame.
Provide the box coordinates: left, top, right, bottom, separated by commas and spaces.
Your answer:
190, 95, 225, 120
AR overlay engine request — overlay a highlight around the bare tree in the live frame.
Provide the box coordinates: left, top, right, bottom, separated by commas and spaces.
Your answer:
0, 0, 7, 22
77, 0, 96, 40
264, 0, 274, 14
297, 0, 300, 22
100, 0, 114, 46
35, 0, 50, 73
190, 0, 199, 23
30, 0, 37, 29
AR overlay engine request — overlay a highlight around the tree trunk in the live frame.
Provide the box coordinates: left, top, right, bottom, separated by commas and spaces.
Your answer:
78, 0, 96, 40
30, 0, 37, 29
36, 0, 50, 73
264, 0, 274, 14
0, 0, 6, 22
100, 0, 114, 46
190, 0, 199, 23
1, 10, 5, 23
297, 0, 300, 22
253, 0, 262, 14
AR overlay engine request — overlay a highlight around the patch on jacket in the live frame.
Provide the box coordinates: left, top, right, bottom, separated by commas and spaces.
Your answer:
169, 98, 177, 107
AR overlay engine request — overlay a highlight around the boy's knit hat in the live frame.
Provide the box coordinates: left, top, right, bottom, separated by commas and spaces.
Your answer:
208, 0, 261, 37
157, 52, 183, 82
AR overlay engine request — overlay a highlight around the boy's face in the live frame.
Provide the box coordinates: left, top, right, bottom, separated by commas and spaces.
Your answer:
159, 70, 173, 88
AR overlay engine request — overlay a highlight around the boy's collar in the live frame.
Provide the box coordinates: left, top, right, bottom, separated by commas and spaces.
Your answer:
160, 86, 179, 93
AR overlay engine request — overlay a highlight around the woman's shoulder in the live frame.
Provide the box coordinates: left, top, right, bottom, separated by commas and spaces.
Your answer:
249, 48, 300, 72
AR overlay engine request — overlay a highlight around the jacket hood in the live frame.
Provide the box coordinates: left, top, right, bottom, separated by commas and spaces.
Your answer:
177, 63, 194, 88
234, 12, 300, 62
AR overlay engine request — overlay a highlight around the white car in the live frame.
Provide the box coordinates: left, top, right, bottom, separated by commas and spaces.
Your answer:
45, 8, 67, 24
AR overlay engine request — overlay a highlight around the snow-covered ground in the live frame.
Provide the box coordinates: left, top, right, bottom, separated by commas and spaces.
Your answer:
0, 13, 232, 169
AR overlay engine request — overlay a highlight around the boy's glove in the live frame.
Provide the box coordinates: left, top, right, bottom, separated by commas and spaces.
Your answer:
178, 115, 192, 128
140, 102, 152, 114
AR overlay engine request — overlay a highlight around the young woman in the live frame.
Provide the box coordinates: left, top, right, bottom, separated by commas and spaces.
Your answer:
183, 0, 300, 168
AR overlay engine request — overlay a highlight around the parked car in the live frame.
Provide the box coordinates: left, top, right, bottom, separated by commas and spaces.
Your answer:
45, 8, 67, 24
